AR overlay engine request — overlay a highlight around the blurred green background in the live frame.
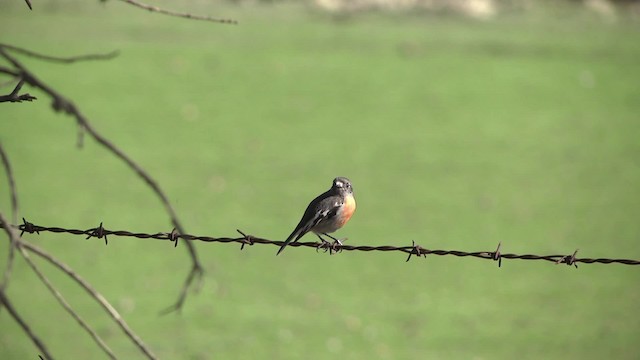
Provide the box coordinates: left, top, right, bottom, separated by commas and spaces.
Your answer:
1, 0, 639, 359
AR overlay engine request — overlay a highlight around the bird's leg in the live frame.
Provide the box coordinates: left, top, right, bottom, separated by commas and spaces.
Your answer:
315, 234, 346, 254
315, 233, 331, 253
322, 233, 346, 254
322, 233, 346, 246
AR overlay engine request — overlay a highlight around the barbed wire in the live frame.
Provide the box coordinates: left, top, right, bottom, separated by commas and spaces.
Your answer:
4, 218, 640, 268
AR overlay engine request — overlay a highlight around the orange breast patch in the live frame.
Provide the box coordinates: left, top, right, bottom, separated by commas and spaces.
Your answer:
338, 194, 356, 227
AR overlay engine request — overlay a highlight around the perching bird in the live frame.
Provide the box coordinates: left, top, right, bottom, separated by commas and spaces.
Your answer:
277, 177, 356, 255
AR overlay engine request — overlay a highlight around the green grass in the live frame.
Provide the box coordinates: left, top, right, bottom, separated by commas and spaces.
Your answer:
1, 1, 639, 359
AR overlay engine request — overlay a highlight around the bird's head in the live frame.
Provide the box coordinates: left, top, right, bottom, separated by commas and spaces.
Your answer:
332, 177, 353, 194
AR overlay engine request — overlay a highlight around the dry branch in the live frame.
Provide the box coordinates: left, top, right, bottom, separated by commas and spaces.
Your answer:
1, 0, 238, 355
0, 142, 18, 223
0, 78, 36, 103
0, 142, 18, 292
19, 241, 158, 359
0, 45, 203, 312
0, 291, 52, 359
0, 212, 54, 360
0, 44, 119, 63
118, 0, 238, 24
0, 179, 144, 358
19, 248, 117, 359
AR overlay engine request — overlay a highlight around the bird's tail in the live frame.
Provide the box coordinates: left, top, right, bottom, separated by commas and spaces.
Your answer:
277, 229, 301, 255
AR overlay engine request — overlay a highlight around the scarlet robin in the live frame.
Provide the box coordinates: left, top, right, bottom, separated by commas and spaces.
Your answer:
277, 177, 356, 255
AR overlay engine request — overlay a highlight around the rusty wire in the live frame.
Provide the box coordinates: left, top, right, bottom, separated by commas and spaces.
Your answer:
4, 218, 640, 268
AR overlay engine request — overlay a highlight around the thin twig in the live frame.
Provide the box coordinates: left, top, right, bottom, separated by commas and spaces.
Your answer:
0, 43, 119, 64
19, 241, 158, 359
117, 0, 238, 24
0, 47, 204, 312
19, 246, 117, 359
159, 265, 200, 315
0, 78, 36, 103
0, 141, 18, 223
0, 66, 20, 78
0, 291, 53, 359
0, 142, 19, 292
80, 119, 205, 312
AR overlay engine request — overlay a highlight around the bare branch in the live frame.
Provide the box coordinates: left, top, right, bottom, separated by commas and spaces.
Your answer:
117, 0, 238, 24
19, 241, 158, 359
0, 140, 18, 230
0, 78, 36, 103
19, 246, 117, 359
0, 151, 145, 358
0, 212, 54, 360
0, 66, 20, 78
0, 141, 19, 291
0, 291, 53, 359
70, 90, 205, 314
0, 46, 204, 312
159, 264, 202, 315
0, 43, 119, 64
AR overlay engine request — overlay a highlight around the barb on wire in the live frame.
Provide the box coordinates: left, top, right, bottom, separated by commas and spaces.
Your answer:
489, 242, 502, 267
20, 217, 39, 236
117, 0, 238, 24
6, 219, 640, 267
236, 229, 255, 251
556, 249, 579, 268
168, 227, 180, 247
406, 240, 427, 262
0, 45, 203, 313
86, 222, 108, 245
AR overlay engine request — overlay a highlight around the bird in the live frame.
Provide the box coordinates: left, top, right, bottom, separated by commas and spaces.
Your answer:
277, 177, 356, 255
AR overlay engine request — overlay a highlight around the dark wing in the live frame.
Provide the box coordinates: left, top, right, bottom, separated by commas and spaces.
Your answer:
313, 196, 342, 228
